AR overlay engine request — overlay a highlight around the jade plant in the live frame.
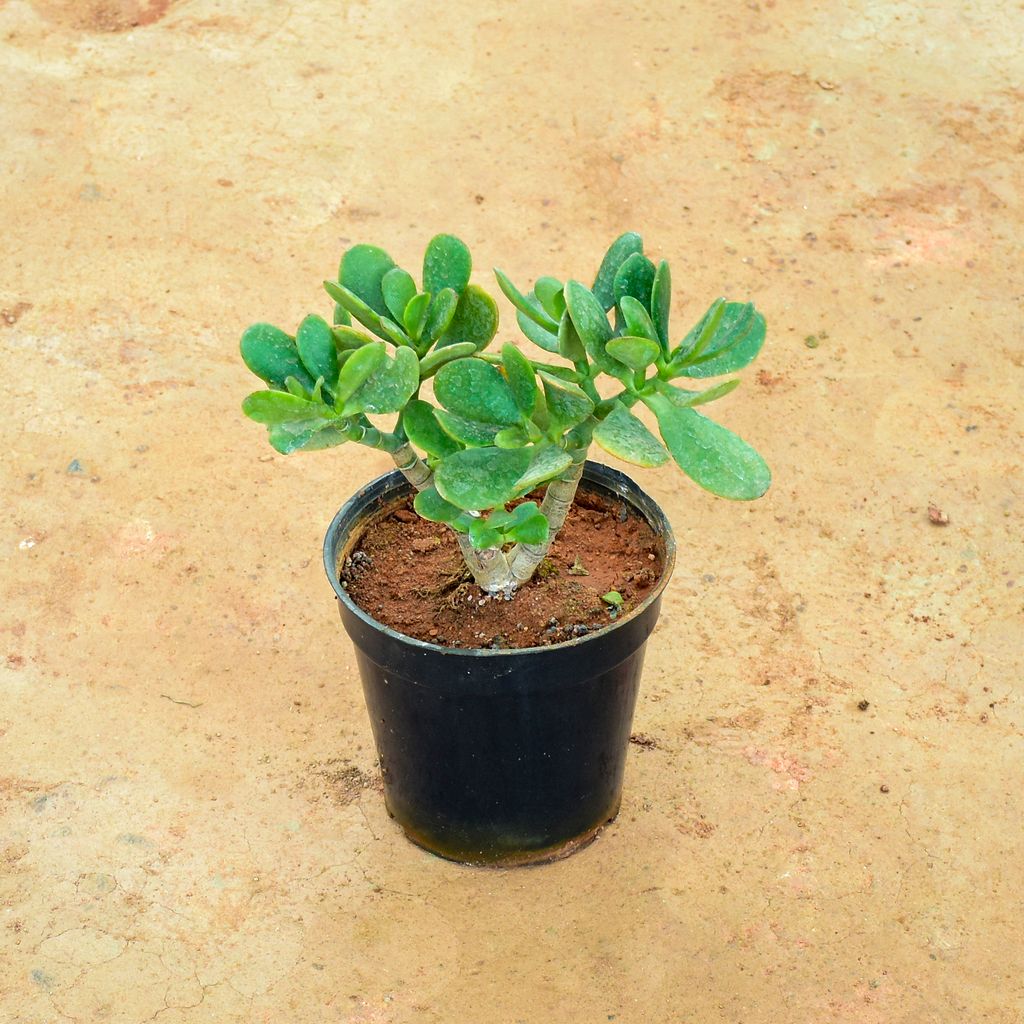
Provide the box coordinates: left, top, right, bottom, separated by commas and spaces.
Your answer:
240, 232, 770, 595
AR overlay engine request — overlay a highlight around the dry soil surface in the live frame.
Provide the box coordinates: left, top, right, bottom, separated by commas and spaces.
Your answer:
2, 1, 1022, 1021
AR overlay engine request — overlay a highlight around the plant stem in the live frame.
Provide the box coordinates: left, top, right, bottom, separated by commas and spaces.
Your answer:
506, 455, 585, 587
383, 437, 512, 593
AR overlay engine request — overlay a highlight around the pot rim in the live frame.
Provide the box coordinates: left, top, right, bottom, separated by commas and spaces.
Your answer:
323, 460, 676, 658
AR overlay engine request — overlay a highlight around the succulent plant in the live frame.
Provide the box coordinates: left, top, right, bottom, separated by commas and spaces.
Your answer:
241, 232, 770, 594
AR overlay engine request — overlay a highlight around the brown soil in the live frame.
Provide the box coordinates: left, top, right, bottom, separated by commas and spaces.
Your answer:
340, 485, 666, 649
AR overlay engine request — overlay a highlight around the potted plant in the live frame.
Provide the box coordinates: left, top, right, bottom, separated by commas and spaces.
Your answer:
240, 231, 770, 865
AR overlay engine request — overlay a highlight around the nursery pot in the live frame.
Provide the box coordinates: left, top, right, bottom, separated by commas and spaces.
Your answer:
323, 461, 676, 866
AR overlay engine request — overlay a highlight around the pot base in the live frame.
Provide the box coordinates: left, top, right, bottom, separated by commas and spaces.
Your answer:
391, 802, 621, 868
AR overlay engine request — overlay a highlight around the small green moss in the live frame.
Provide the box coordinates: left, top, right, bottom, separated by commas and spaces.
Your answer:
536, 558, 559, 579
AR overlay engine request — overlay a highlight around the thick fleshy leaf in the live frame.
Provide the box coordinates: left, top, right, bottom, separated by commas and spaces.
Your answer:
618, 295, 659, 342
437, 284, 499, 351
342, 346, 418, 415
332, 304, 351, 327
240, 323, 316, 391
650, 260, 672, 352
538, 371, 594, 435
382, 267, 417, 323
435, 447, 533, 510
564, 280, 613, 368
514, 445, 573, 492
242, 390, 329, 426
296, 314, 340, 391
339, 244, 395, 316
673, 298, 726, 364
592, 232, 643, 310
593, 403, 669, 467
377, 316, 412, 348
423, 234, 472, 295
434, 358, 521, 425
643, 391, 770, 500
501, 343, 538, 415
494, 269, 559, 330
423, 288, 459, 343
323, 280, 387, 339
268, 420, 351, 454
333, 342, 387, 404
613, 253, 656, 312
606, 335, 661, 371
413, 485, 463, 523
678, 304, 766, 378
284, 376, 310, 399
516, 310, 560, 353
419, 341, 476, 379
654, 378, 741, 408
403, 292, 431, 339
507, 511, 548, 545
557, 311, 587, 363
332, 326, 375, 351
534, 277, 566, 320
468, 517, 503, 550
402, 399, 461, 457
434, 410, 502, 447
494, 425, 530, 448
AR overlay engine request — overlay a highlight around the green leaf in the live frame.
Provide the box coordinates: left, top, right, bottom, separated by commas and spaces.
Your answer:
323, 280, 387, 340
618, 295, 658, 342
381, 267, 417, 323
564, 280, 613, 368
494, 268, 559, 331
654, 378, 741, 408
295, 314, 339, 391
423, 234, 472, 295
674, 298, 726, 365
557, 310, 587, 363
403, 292, 431, 340
651, 260, 671, 352
613, 253, 657, 312
284, 375, 310, 399
332, 304, 351, 327
516, 310, 560, 354
342, 346, 419, 415
240, 323, 316, 391
377, 316, 412, 348
501, 343, 538, 415
423, 288, 459, 343
402, 400, 461, 457
677, 304, 766, 378
434, 358, 521, 426
494, 425, 530, 448
434, 447, 533, 510
507, 511, 548, 545
333, 342, 387, 404
593, 403, 669, 467
437, 284, 499, 351
434, 410, 502, 447
534, 277, 566, 320
468, 517, 503, 550
268, 420, 351, 454
514, 445, 573, 492
538, 370, 594, 435
606, 335, 661, 371
242, 390, 329, 426
592, 232, 644, 310
332, 326, 375, 351
339, 244, 395, 316
419, 341, 476, 379
643, 391, 771, 500
601, 590, 624, 607
413, 485, 463, 523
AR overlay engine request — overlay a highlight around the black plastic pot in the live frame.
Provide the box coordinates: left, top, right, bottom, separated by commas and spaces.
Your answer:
323, 461, 676, 866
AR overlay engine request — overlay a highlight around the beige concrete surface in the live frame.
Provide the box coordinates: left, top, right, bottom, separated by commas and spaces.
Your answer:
2, 0, 1022, 1020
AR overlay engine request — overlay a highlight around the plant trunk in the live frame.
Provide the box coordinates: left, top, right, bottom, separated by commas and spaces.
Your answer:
506, 458, 585, 587
389, 442, 512, 592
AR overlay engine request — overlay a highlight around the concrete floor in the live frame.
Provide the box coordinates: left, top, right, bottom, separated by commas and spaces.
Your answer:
2, 0, 1022, 1020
